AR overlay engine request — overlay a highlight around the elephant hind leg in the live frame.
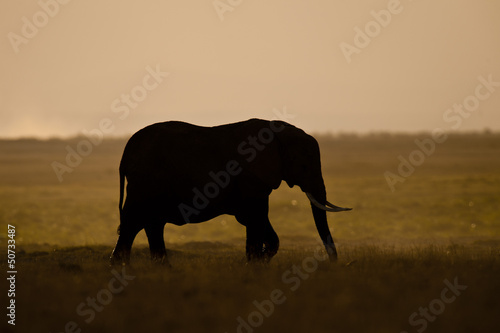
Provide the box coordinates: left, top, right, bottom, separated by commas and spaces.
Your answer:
110, 222, 143, 265
110, 200, 145, 265
144, 223, 168, 265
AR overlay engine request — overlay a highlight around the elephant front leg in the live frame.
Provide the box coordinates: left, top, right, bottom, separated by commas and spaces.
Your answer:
246, 225, 265, 261
262, 223, 279, 262
246, 224, 279, 262
237, 196, 279, 262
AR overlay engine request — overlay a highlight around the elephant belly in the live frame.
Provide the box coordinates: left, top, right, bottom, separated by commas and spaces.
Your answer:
126, 185, 236, 226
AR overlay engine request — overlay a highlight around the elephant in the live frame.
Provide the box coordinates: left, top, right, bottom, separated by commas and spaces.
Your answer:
110, 118, 351, 265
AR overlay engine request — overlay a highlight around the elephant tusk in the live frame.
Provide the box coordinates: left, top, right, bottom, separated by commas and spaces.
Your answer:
326, 200, 352, 211
306, 192, 352, 212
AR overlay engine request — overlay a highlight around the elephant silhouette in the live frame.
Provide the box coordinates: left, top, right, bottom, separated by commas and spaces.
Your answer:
110, 119, 351, 265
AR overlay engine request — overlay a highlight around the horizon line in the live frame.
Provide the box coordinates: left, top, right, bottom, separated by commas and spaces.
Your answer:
1, 128, 499, 141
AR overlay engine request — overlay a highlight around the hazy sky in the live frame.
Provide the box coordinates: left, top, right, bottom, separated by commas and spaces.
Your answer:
1, 0, 499, 138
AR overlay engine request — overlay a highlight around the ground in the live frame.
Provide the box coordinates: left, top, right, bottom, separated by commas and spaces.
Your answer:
0, 132, 499, 332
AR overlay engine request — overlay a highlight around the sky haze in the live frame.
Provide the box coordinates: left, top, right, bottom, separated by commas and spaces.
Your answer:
1, 0, 499, 138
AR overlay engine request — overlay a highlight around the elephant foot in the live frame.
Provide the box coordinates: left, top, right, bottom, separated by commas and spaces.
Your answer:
151, 256, 171, 268
246, 248, 275, 264
109, 251, 130, 267
150, 250, 171, 267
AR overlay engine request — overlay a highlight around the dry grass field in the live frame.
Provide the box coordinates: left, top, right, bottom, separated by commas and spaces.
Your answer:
1, 132, 499, 332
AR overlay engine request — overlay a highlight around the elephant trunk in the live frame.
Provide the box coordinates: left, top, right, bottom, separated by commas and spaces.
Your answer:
308, 186, 338, 261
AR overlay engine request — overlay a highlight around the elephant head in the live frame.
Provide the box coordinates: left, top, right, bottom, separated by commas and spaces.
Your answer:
275, 122, 351, 260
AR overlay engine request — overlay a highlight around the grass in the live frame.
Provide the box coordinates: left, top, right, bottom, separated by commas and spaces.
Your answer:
5, 244, 500, 333
0, 132, 499, 332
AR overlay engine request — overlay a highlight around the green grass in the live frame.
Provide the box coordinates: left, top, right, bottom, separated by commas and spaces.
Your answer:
0, 132, 499, 332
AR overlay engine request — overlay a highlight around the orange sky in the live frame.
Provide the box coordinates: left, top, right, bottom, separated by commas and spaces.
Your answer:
1, 0, 499, 138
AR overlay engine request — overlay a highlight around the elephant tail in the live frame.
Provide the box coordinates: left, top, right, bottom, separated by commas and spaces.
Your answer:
117, 160, 125, 235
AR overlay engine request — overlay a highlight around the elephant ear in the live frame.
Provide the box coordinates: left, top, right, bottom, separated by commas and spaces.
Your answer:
238, 144, 283, 194
236, 121, 285, 193
275, 123, 319, 189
